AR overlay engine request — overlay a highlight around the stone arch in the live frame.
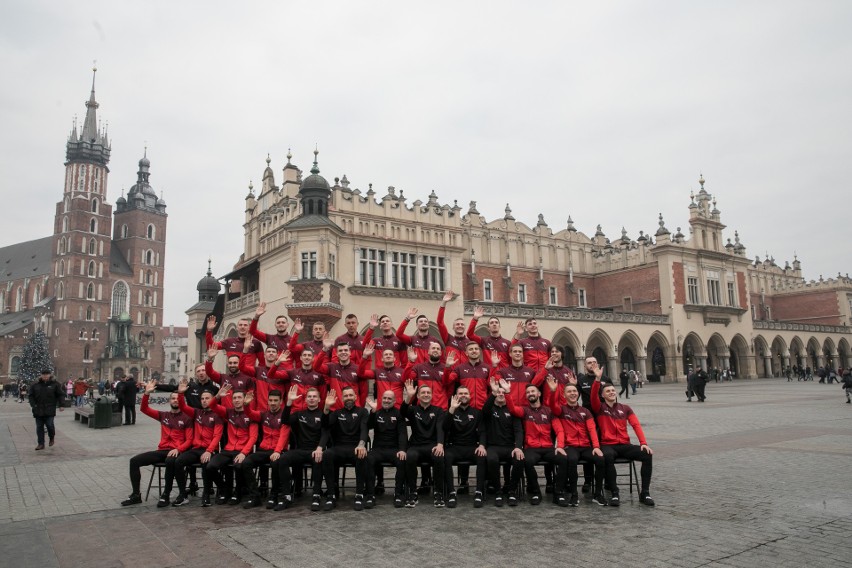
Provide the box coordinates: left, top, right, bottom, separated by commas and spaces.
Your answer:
823, 337, 837, 370
770, 335, 788, 376
616, 330, 643, 374
753, 335, 771, 377
585, 328, 614, 377
789, 336, 806, 369
646, 331, 670, 381
225, 324, 238, 338
729, 334, 749, 378
552, 327, 581, 371
838, 338, 850, 369
806, 337, 821, 369
681, 332, 705, 372
706, 333, 728, 371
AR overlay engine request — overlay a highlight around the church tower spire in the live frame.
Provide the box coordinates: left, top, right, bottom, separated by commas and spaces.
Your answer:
65, 65, 111, 168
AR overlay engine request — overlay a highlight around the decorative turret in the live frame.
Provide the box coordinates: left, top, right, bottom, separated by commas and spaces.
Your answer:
119, 148, 164, 213
65, 66, 111, 167
196, 260, 221, 302
298, 148, 331, 216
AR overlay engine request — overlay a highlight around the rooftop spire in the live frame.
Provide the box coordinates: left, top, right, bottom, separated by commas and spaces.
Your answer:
311, 146, 320, 175
81, 64, 100, 142
66, 66, 110, 166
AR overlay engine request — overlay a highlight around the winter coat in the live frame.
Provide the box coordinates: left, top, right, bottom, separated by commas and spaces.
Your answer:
29, 379, 65, 417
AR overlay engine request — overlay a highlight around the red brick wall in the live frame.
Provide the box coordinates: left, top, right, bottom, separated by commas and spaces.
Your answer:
771, 290, 841, 325
737, 272, 748, 310
594, 264, 661, 314
672, 262, 685, 305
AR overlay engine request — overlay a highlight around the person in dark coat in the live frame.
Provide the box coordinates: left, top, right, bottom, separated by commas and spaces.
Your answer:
28, 370, 65, 450
117, 375, 139, 425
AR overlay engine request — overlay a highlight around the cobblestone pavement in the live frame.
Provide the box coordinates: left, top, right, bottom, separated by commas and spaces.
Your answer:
1, 379, 850, 568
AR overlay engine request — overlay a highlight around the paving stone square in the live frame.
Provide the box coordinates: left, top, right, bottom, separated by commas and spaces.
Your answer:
1, 379, 850, 567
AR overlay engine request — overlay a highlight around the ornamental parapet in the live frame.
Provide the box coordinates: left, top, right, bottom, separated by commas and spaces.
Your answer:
752, 320, 850, 334
462, 302, 669, 325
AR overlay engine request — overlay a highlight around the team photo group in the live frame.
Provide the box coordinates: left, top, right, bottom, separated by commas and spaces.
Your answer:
121, 290, 656, 513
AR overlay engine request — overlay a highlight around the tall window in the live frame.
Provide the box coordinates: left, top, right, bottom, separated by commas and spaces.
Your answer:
10, 356, 21, 376
549, 286, 558, 305
518, 283, 527, 304
147, 224, 155, 239
121, 224, 128, 238
421, 255, 445, 292
358, 248, 386, 287
88, 238, 96, 255
483, 279, 493, 302
301, 251, 317, 279
145, 250, 153, 265
87, 261, 96, 277
391, 252, 417, 290
145, 270, 152, 285
706, 270, 721, 306
112, 281, 128, 316
59, 260, 65, 277
727, 282, 736, 307
578, 288, 587, 308
687, 276, 700, 304
86, 283, 95, 300
57, 282, 65, 300
328, 253, 336, 280
90, 218, 97, 233
91, 198, 99, 213
83, 345, 91, 361
86, 306, 93, 321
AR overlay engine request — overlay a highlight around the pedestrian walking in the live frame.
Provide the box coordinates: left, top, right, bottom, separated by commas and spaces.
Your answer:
28, 370, 65, 450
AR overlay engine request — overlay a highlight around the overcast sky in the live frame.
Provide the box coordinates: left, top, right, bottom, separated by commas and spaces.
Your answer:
2, 1, 851, 326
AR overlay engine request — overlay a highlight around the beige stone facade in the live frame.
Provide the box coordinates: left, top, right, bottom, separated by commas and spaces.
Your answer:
188, 157, 852, 382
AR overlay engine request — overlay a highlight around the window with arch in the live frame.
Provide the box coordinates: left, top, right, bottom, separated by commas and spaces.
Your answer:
58, 237, 66, 255
90, 218, 97, 233
86, 306, 93, 321
33, 285, 41, 306
92, 328, 99, 340
91, 198, 99, 213
78, 165, 86, 191
87, 261, 96, 277
89, 238, 96, 255
144, 312, 150, 325
59, 260, 65, 277
144, 291, 151, 306
57, 282, 64, 300
15, 288, 23, 311
145, 250, 153, 265
147, 224, 155, 239
86, 282, 95, 300
111, 281, 128, 316
64, 197, 70, 212
10, 356, 21, 376
121, 224, 128, 238
83, 344, 91, 361
62, 217, 69, 233
145, 270, 152, 285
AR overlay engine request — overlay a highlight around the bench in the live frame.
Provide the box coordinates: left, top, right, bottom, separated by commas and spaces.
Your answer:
73, 407, 95, 427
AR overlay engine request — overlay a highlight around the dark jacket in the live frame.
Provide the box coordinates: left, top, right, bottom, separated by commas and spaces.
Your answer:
29, 379, 65, 417
117, 379, 138, 404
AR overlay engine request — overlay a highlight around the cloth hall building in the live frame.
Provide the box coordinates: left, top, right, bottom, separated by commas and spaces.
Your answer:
189, 154, 852, 382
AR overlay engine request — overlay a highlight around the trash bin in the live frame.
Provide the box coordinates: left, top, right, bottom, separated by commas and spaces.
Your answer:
94, 396, 112, 429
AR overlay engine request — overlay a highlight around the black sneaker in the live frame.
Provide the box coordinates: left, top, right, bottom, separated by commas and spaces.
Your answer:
274, 496, 292, 511
553, 494, 568, 507
121, 493, 142, 507
323, 495, 336, 511
243, 497, 261, 509
201, 492, 212, 507
434, 496, 446, 508
639, 492, 655, 507
405, 496, 417, 508
375, 482, 386, 496
457, 483, 470, 495
156, 496, 170, 508
394, 496, 404, 508
354, 494, 364, 511
494, 495, 504, 508
473, 491, 484, 508
530, 493, 542, 506
365, 495, 376, 510
507, 495, 518, 507
581, 482, 592, 494
172, 494, 188, 507
592, 493, 607, 506
216, 493, 229, 505
228, 494, 243, 506
608, 494, 620, 507
568, 493, 579, 507
266, 493, 278, 510
446, 492, 457, 508
310, 494, 322, 512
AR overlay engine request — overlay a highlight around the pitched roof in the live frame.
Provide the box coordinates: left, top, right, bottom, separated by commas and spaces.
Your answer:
0, 236, 53, 284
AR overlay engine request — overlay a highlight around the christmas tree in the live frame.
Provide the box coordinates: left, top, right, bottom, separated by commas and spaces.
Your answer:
18, 328, 53, 383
